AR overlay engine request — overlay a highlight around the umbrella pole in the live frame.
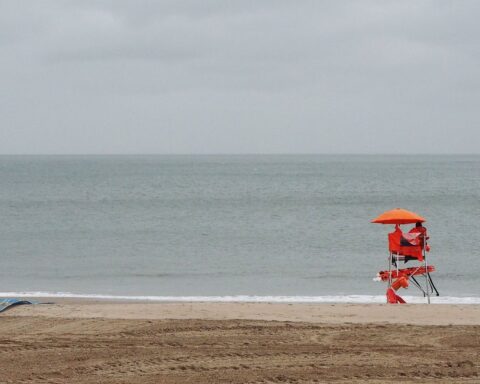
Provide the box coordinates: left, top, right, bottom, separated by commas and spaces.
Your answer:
388, 252, 393, 303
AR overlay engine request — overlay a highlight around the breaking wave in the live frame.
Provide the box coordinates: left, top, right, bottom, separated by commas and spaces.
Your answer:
1, 292, 479, 304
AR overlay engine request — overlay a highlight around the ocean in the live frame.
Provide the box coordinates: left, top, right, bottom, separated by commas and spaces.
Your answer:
0, 155, 479, 303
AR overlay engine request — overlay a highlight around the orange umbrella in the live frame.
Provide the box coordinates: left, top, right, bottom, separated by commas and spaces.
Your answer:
371, 208, 425, 225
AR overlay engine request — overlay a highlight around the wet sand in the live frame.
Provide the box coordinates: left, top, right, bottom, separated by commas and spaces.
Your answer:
1, 302, 479, 383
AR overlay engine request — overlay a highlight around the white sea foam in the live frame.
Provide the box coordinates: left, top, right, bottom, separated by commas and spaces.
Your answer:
0, 292, 479, 304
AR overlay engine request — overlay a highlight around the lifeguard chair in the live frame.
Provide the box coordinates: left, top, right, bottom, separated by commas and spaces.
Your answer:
372, 208, 439, 304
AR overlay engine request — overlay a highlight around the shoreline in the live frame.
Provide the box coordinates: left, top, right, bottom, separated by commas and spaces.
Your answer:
3, 300, 480, 325
2, 292, 480, 304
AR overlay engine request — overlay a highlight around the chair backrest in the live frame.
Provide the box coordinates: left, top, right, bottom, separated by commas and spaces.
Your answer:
388, 228, 423, 261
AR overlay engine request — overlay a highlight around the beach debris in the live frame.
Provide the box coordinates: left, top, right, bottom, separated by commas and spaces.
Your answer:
0, 298, 34, 313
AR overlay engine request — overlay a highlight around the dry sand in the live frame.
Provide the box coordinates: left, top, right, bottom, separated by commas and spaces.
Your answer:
1, 301, 479, 383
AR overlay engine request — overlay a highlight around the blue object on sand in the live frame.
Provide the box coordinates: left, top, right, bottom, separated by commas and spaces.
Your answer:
0, 298, 35, 313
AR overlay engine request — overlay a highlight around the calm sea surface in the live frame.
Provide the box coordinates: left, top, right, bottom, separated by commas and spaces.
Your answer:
0, 155, 478, 300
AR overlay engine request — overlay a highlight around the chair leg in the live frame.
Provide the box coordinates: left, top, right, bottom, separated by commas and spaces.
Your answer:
427, 273, 440, 296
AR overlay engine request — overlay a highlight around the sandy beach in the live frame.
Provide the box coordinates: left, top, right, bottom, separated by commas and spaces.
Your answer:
0, 302, 478, 383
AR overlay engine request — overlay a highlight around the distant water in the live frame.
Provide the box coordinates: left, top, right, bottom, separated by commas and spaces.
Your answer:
0, 155, 479, 302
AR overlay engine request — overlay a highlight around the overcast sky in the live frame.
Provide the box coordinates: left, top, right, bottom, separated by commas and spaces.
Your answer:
1, 1, 479, 154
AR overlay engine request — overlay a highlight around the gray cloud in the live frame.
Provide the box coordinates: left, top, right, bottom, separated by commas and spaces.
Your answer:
1, 1, 479, 154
